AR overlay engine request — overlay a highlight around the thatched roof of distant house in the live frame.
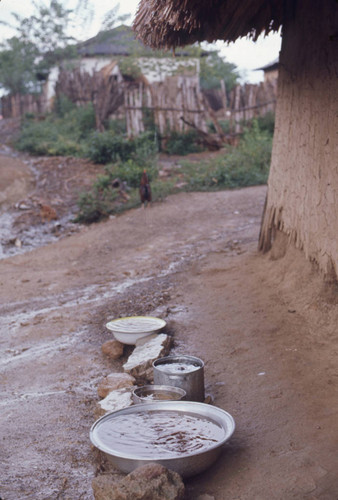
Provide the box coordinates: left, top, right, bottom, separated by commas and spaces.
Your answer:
256, 57, 279, 72
133, 0, 284, 49
77, 25, 207, 57
77, 25, 152, 57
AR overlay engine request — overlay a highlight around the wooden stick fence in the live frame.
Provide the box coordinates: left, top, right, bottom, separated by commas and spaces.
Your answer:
1, 69, 278, 142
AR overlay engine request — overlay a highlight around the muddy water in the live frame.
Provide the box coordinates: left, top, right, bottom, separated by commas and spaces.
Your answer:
0, 211, 74, 259
94, 410, 225, 457
0, 147, 82, 259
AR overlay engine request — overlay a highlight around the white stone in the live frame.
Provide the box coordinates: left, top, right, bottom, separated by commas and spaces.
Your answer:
123, 334, 172, 382
95, 388, 133, 418
97, 372, 136, 398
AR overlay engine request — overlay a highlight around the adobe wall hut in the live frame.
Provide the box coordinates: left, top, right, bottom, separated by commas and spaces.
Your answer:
133, 0, 338, 280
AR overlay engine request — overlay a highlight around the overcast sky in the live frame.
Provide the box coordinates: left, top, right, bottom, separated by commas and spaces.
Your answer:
0, 0, 281, 83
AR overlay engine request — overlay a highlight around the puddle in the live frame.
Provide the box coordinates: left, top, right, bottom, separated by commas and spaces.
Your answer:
0, 148, 82, 259
0, 210, 79, 260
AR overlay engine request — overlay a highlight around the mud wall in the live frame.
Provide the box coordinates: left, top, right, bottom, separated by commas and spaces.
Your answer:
259, 0, 338, 279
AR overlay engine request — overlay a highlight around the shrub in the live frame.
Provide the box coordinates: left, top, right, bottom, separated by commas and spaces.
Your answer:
113, 160, 150, 188
15, 119, 85, 156
218, 119, 231, 134
163, 129, 204, 155
256, 111, 275, 134
53, 94, 76, 117
106, 118, 127, 135
76, 174, 118, 223
86, 131, 158, 164
70, 104, 96, 138
179, 120, 272, 190
15, 102, 96, 156
76, 147, 159, 223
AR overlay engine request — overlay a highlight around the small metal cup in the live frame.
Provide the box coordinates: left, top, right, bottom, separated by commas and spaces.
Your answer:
132, 385, 186, 404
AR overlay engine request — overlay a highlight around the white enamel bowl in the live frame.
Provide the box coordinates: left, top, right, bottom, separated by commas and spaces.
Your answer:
105, 316, 166, 345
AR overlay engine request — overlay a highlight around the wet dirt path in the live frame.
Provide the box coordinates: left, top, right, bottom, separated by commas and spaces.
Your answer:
0, 151, 337, 500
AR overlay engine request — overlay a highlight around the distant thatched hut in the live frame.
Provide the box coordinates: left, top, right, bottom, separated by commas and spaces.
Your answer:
134, 0, 338, 280
256, 58, 279, 83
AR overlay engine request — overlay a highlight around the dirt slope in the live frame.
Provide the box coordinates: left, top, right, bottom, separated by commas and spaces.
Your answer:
0, 151, 337, 500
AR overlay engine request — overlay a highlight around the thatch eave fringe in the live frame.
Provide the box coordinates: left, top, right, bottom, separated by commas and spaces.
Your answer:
133, 0, 284, 49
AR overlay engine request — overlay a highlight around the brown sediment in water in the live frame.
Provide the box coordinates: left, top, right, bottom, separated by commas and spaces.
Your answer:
95, 410, 225, 458
140, 391, 183, 401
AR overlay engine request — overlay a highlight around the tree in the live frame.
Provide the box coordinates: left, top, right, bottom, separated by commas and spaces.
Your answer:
100, 3, 131, 32
199, 49, 239, 93
0, 37, 37, 94
0, 1, 76, 94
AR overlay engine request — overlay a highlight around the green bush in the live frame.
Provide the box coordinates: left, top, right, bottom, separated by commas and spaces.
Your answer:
179, 120, 272, 190
53, 94, 76, 117
163, 129, 204, 155
15, 119, 85, 156
76, 146, 159, 223
218, 119, 231, 134
113, 160, 151, 188
106, 118, 127, 135
70, 104, 96, 138
76, 174, 118, 223
256, 111, 275, 134
86, 131, 158, 164
15, 102, 96, 156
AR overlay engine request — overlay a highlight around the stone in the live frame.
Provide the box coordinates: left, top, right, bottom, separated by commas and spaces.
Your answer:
101, 339, 124, 360
196, 495, 216, 500
123, 334, 172, 382
135, 332, 159, 347
95, 388, 133, 418
92, 463, 185, 500
97, 373, 136, 399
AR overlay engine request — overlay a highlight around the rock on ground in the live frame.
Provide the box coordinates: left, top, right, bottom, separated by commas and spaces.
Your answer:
95, 388, 133, 418
97, 373, 136, 399
101, 339, 124, 360
123, 333, 172, 382
92, 463, 185, 500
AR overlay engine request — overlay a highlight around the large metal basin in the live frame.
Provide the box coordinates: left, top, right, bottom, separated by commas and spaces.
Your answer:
90, 401, 235, 478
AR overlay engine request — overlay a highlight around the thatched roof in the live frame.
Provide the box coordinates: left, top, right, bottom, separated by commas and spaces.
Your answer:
133, 0, 284, 49
78, 25, 208, 58
77, 25, 153, 57
256, 57, 279, 72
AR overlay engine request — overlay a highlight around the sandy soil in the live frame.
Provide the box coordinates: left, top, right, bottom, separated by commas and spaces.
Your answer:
0, 147, 337, 500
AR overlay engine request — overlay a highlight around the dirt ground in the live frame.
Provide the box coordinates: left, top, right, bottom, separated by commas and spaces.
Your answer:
0, 142, 337, 500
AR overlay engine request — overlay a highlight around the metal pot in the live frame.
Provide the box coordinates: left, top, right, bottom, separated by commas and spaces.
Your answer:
153, 355, 205, 402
